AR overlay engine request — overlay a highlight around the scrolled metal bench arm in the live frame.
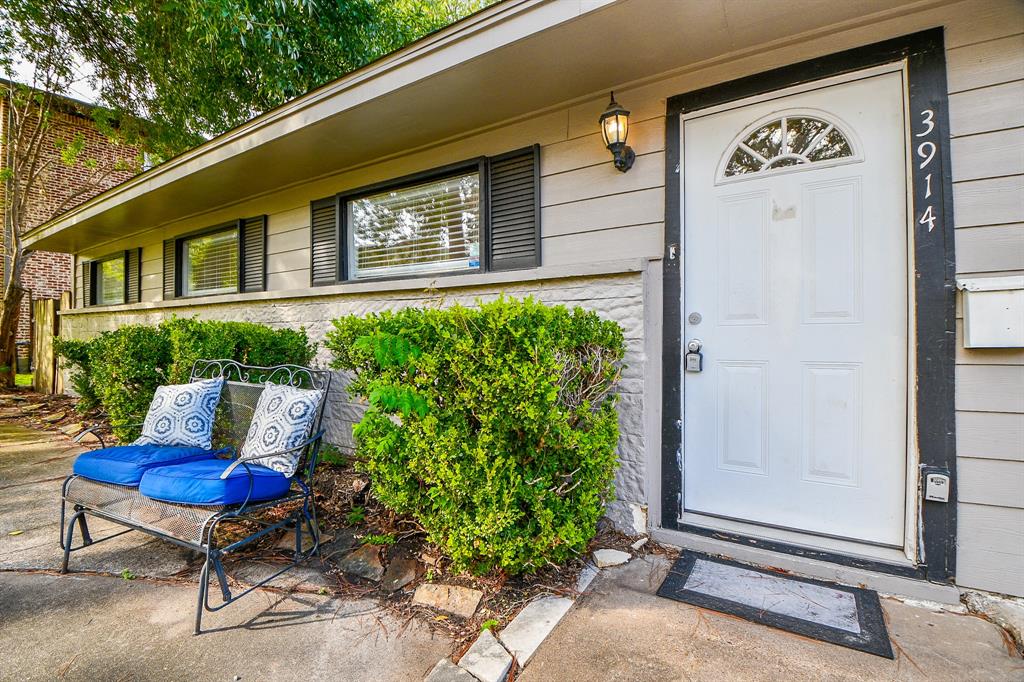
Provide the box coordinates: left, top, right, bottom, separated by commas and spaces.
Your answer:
219, 430, 326, 479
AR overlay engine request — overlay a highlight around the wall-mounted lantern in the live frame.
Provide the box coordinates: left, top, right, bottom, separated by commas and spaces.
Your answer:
599, 92, 635, 173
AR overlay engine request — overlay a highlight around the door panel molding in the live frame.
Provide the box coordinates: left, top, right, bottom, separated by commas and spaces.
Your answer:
661, 28, 956, 584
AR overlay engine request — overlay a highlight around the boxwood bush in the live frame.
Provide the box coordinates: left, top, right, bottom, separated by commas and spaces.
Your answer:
56, 318, 315, 441
326, 297, 624, 575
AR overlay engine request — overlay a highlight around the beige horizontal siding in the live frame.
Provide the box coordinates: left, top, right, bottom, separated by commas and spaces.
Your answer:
949, 80, 1024, 137
955, 225, 1024, 273
542, 151, 664, 208
953, 176, 1024, 228
957, 411, 1024, 461
956, 365, 1024, 413
958, 457, 1024, 507
957, 503, 1024, 596
946, 33, 1024, 94
951, 128, 1023, 181
542, 223, 663, 266
542, 187, 663, 238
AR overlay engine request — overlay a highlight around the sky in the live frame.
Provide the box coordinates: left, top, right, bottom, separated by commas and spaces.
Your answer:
9, 55, 100, 104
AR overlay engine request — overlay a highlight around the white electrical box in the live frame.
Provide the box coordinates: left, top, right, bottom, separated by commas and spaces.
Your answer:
956, 276, 1024, 348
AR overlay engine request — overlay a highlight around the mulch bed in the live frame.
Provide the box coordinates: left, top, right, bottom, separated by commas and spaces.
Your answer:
0, 387, 111, 443
2, 387, 677, 653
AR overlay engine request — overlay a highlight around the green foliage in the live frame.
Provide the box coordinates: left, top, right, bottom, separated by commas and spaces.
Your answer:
326, 296, 624, 575
346, 506, 367, 525
86, 324, 172, 440
120, 569, 137, 581
52, 338, 99, 411
163, 318, 315, 384
480, 619, 499, 632
55, 318, 316, 441
37, 0, 495, 159
362, 533, 396, 546
318, 443, 348, 467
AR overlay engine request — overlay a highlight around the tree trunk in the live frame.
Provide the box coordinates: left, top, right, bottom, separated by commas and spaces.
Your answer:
0, 285, 26, 389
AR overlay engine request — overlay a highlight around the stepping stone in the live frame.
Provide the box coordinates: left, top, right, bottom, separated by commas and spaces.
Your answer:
42, 410, 66, 423
19, 404, 43, 414
593, 548, 631, 567
60, 423, 84, 436
424, 659, 476, 682
412, 583, 482, 619
498, 596, 573, 665
336, 544, 384, 581
458, 630, 513, 682
381, 556, 421, 592
274, 528, 332, 551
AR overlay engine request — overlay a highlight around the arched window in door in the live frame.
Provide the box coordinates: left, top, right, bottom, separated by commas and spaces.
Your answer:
721, 113, 856, 179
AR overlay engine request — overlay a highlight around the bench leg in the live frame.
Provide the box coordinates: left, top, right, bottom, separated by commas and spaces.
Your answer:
194, 557, 210, 635
60, 511, 79, 574
61, 509, 92, 573
77, 512, 93, 546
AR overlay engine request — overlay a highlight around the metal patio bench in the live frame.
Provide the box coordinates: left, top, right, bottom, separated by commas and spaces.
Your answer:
59, 359, 331, 634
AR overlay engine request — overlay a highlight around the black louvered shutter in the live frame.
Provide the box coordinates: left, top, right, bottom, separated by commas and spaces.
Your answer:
487, 145, 540, 271
310, 197, 339, 285
162, 239, 176, 300
240, 215, 267, 292
125, 248, 142, 303
81, 260, 92, 307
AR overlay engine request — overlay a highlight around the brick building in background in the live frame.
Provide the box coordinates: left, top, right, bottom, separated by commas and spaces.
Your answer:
1, 84, 140, 370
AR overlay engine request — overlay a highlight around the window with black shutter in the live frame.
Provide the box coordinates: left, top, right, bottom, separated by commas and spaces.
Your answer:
161, 215, 266, 299
309, 145, 540, 284
80, 248, 142, 307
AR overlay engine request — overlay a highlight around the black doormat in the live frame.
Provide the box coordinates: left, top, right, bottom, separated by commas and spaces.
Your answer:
658, 551, 893, 658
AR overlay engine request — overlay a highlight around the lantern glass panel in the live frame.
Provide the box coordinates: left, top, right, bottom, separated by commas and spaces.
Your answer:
602, 112, 628, 146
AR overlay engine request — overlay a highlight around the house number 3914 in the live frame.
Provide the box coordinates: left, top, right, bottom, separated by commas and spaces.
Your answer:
916, 108, 938, 232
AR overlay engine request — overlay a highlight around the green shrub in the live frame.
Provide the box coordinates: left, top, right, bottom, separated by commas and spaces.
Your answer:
86, 324, 172, 440
163, 318, 316, 383
56, 318, 316, 442
326, 296, 624, 575
52, 337, 99, 411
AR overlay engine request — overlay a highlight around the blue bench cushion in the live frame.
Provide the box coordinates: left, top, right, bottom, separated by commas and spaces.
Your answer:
139, 459, 292, 506
73, 444, 218, 486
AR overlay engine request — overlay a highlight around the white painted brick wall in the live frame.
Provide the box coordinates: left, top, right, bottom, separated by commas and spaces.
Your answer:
61, 272, 648, 531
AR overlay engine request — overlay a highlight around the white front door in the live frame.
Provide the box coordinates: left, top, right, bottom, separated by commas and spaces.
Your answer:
682, 69, 909, 547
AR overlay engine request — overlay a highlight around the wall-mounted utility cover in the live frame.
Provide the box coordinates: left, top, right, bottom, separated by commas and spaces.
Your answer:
956, 276, 1024, 348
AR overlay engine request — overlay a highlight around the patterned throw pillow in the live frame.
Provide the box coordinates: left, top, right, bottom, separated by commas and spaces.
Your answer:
240, 382, 324, 477
134, 378, 224, 450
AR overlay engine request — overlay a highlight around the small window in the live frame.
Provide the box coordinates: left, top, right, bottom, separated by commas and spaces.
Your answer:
722, 114, 854, 178
347, 171, 481, 280
181, 227, 239, 296
95, 255, 125, 305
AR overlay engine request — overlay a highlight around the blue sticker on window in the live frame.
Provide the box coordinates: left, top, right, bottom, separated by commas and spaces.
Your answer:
469, 259, 480, 268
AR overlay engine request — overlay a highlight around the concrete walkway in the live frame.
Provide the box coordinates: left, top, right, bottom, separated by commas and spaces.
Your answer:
0, 571, 449, 681
521, 556, 1024, 682
1, 423, 451, 680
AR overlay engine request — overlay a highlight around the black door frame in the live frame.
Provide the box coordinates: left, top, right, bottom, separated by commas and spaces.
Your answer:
661, 28, 956, 583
